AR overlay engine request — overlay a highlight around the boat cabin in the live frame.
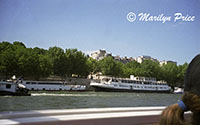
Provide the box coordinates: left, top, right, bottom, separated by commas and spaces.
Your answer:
0, 81, 17, 93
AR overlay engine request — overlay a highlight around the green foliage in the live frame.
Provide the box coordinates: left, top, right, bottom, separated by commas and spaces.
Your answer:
0, 47, 17, 75
176, 62, 188, 87
123, 61, 141, 77
37, 54, 52, 79
0, 41, 189, 86
161, 63, 178, 87
0, 41, 13, 53
98, 57, 123, 77
13, 41, 26, 48
140, 60, 162, 79
65, 49, 89, 77
0, 42, 52, 79
86, 57, 99, 74
48, 46, 67, 77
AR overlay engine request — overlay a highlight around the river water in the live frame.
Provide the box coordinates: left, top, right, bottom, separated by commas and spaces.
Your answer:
0, 91, 182, 112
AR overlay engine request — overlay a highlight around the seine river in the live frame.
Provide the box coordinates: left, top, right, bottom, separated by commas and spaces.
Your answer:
0, 92, 182, 112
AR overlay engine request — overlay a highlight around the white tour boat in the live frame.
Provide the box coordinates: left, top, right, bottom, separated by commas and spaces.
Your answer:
90, 75, 171, 93
22, 80, 86, 91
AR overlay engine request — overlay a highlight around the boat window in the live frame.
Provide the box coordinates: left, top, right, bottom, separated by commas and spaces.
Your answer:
103, 78, 110, 82
31, 88, 34, 90
6, 84, 11, 89
119, 84, 128, 87
112, 79, 118, 82
43, 88, 46, 90
38, 82, 62, 85
26, 82, 30, 84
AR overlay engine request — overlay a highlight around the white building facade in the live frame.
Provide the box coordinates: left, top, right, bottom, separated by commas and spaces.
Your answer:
90, 50, 112, 60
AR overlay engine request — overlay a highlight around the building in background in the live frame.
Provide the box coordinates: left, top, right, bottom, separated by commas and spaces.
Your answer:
90, 50, 112, 61
159, 60, 177, 66
134, 56, 159, 63
90, 50, 177, 65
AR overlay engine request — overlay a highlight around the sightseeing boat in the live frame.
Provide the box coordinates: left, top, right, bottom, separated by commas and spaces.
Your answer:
0, 80, 30, 96
90, 75, 171, 93
22, 80, 86, 91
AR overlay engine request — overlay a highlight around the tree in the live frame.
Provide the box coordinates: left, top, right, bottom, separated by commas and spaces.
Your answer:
48, 46, 68, 78
65, 49, 89, 77
33, 47, 48, 55
37, 54, 52, 79
99, 57, 123, 77
0, 41, 13, 53
123, 61, 141, 77
140, 60, 161, 79
161, 63, 178, 87
176, 63, 188, 87
0, 48, 17, 77
0, 41, 190, 83
13, 41, 26, 48
87, 57, 99, 74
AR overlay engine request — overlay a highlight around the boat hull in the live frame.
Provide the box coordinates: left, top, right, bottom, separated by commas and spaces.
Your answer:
0, 90, 31, 96
92, 86, 171, 93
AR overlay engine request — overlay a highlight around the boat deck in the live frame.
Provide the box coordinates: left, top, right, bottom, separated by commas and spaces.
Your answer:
0, 107, 191, 125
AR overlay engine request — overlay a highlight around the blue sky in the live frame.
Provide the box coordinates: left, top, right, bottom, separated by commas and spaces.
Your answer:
0, 0, 200, 64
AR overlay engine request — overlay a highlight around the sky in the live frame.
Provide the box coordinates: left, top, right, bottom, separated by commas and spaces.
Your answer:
0, 0, 200, 65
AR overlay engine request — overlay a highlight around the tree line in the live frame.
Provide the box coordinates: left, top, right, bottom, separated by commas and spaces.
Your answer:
0, 41, 188, 87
